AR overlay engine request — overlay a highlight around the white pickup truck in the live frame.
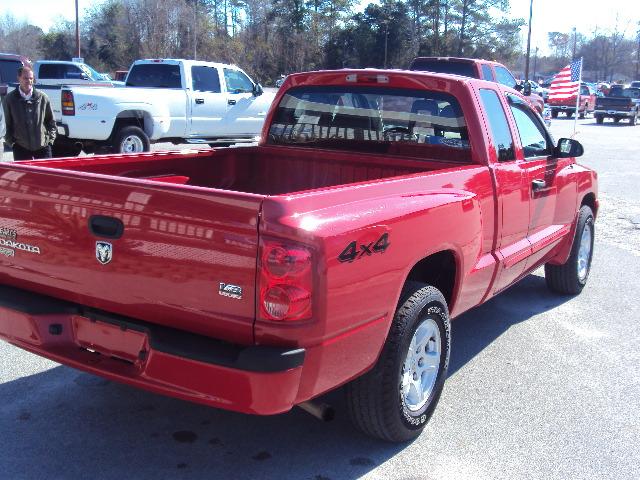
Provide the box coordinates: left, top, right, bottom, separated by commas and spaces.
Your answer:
41, 59, 275, 156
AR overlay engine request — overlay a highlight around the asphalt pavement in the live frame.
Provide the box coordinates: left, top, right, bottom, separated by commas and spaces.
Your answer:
1, 116, 639, 480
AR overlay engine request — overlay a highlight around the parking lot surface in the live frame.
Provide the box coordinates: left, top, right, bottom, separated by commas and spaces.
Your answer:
1, 117, 639, 480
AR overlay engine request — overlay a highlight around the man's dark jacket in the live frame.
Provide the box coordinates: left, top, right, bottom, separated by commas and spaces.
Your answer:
3, 87, 57, 151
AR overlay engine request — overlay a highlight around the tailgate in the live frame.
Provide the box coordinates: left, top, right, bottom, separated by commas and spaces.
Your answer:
0, 165, 263, 345
596, 98, 631, 110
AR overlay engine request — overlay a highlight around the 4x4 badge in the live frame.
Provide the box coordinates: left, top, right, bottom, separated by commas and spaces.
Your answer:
96, 241, 113, 265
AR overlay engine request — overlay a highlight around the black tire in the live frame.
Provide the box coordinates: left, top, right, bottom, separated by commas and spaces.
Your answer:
551, 110, 559, 118
112, 126, 150, 154
630, 114, 637, 126
51, 140, 82, 158
345, 283, 451, 442
595, 114, 604, 124
545, 205, 594, 295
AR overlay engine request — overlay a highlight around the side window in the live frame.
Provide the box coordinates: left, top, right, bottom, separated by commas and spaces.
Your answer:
191, 66, 221, 93
494, 66, 517, 89
223, 69, 254, 93
481, 65, 494, 81
479, 89, 515, 162
38, 64, 59, 79
508, 96, 550, 159
64, 65, 84, 80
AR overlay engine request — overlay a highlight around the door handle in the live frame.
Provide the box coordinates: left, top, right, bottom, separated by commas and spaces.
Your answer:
532, 179, 546, 191
89, 215, 124, 239
195, 98, 204, 104
228, 99, 236, 105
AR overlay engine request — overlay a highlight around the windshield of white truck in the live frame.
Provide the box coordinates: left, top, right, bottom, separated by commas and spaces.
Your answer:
126, 64, 182, 88
267, 86, 470, 161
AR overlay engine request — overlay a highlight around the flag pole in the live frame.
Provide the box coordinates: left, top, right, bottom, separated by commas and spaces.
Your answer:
573, 58, 583, 137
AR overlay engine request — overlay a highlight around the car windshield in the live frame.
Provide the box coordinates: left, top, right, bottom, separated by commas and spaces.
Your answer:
267, 86, 470, 161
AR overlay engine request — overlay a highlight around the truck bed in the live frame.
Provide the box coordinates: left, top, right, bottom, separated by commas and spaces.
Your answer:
27, 145, 469, 195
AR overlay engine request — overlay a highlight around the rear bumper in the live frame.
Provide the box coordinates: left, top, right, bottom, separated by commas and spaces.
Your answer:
594, 109, 634, 117
0, 284, 305, 415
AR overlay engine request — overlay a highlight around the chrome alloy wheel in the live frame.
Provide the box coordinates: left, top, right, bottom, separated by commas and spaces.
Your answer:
401, 318, 441, 412
577, 221, 593, 282
121, 135, 144, 153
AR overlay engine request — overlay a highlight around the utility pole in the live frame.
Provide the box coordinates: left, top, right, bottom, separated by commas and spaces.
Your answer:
636, 23, 640, 79
75, 0, 80, 58
524, 0, 533, 81
383, 19, 389, 68
533, 47, 539, 81
572, 27, 577, 60
193, 0, 198, 60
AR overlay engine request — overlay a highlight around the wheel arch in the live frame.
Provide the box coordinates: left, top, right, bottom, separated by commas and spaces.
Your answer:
402, 250, 457, 310
110, 110, 153, 140
581, 192, 598, 218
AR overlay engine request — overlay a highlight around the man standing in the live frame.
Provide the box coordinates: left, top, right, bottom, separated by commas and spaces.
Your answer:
2, 66, 56, 160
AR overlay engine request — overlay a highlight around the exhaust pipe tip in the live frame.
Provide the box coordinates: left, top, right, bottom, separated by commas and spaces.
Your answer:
297, 401, 335, 422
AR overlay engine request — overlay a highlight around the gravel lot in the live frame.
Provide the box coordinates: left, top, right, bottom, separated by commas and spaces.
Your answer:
1, 117, 639, 480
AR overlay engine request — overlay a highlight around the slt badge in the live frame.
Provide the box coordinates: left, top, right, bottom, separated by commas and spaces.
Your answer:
96, 241, 113, 265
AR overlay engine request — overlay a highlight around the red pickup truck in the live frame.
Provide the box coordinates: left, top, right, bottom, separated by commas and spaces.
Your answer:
549, 83, 597, 118
0, 69, 597, 442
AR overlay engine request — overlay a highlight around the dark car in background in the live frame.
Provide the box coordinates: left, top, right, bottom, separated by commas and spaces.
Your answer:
409, 56, 545, 114
0, 53, 31, 97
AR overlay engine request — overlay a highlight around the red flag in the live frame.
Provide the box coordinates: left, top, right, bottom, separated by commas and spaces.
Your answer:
548, 59, 583, 101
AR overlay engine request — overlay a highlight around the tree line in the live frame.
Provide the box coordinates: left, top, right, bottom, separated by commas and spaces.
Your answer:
0, 1, 638, 85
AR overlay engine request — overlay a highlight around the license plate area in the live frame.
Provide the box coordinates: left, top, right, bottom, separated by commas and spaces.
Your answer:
71, 315, 149, 365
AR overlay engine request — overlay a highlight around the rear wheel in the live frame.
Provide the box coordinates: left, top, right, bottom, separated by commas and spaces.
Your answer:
630, 114, 637, 126
545, 205, 594, 295
345, 283, 451, 442
595, 114, 604, 124
112, 126, 150, 154
551, 110, 559, 118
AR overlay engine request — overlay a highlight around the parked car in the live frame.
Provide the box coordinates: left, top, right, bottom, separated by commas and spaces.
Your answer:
629, 81, 640, 89
529, 80, 549, 102
114, 70, 128, 82
0, 68, 597, 442
548, 83, 597, 119
0, 52, 31, 97
33, 60, 114, 86
409, 56, 545, 113
39, 59, 275, 156
594, 86, 640, 125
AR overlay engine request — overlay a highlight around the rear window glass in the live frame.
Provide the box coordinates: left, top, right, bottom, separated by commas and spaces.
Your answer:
126, 64, 182, 88
622, 88, 640, 99
267, 86, 470, 161
0, 60, 22, 82
409, 59, 477, 78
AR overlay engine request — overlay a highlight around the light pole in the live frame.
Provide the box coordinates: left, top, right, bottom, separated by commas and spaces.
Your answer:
572, 27, 577, 60
383, 19, 389, 69
75, 0, 80, 58
533, 46, 538, 81
524, 0, 533, 81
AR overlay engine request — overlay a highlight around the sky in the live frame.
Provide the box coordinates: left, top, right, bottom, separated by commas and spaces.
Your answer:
1, 0, 638, 54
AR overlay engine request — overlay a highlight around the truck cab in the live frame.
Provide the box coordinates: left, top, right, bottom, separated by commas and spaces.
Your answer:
33, 60, 114, 87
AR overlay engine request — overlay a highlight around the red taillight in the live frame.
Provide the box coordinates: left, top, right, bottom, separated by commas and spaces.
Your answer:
61, 90, 75, 116
259, 239, 313, 322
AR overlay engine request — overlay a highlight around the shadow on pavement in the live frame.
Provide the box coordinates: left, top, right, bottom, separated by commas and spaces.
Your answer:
0, 272, 573, 480
449, 272, 571, 377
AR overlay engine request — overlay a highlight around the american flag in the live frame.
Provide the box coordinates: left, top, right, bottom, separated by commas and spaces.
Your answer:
548, 59, 583, 101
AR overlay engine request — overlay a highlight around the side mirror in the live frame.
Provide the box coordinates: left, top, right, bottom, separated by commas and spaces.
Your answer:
522, 81, 532, 96
253, 83, 263, 97
554, 138, 584, 158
